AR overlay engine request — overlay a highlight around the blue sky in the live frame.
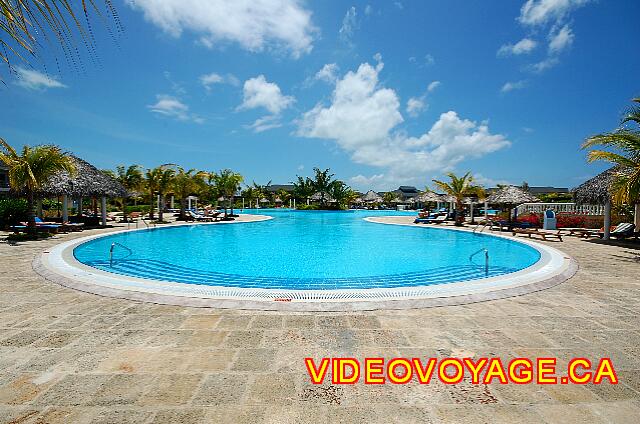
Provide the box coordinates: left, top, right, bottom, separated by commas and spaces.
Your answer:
1, 0, 639, 191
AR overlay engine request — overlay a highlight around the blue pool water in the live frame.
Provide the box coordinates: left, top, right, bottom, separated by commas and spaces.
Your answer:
73, 209, 541, 290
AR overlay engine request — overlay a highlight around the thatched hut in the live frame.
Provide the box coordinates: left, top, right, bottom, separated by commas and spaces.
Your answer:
486, 185, 539, 222
36, 156, 125, 226
362, 190, 383, 203
573, 167, 616, 239
310, 191, 336, 203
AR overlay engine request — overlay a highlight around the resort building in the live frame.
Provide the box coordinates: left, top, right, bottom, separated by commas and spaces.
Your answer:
390, 185, 420, 201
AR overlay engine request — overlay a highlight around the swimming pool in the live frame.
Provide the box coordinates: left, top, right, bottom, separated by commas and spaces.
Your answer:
71, 209, 540, 290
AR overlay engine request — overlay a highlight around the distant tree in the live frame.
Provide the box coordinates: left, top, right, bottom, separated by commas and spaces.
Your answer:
291, 175, 314, 204
309, 168, 335, 207
432, 172, 484, 226
154, 166, 175, 223
382, 192, 396, 205
172, 168, 206, 220
521, 181, 530, 192
330, 181, 357, 209
108, 165, 142, 222
144, 168, 161, 220
211, 169, 244, 217
0, 139, 75, 233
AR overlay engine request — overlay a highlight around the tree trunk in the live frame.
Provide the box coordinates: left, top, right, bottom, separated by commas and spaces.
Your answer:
229, 196, 234, 216
121, 197, 128, 222
634, 203, 640, 230
158, 194, 165, 222
179, 198, 186, 220
27, 191, 36, 235
149, 193, 155, 220
455, 200, 464, 226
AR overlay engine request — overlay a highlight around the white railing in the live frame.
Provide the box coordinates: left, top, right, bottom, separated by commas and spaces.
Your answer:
516, 203, 604, 215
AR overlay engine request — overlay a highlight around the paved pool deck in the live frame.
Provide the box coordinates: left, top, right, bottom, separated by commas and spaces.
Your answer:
0, 215, 639, 423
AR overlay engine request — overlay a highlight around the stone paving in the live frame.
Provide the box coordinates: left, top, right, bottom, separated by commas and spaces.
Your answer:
0, 216, 639, 423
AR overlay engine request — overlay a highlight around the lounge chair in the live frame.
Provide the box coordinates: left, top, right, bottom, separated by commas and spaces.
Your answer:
599, 223, 636, 239
512, 228, 563, 242
559, 228, 598, 238
187, 210, 214, 222
414, 215, 447, 224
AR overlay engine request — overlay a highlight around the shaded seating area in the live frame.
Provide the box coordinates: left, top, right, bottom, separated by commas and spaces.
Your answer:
34, 156, 126, 228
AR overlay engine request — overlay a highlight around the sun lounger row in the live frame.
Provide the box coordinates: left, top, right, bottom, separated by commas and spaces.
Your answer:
414, 215, 447, 224
187, 210, 223, 222
511, 228, 563, 242
10, 217, 85, 234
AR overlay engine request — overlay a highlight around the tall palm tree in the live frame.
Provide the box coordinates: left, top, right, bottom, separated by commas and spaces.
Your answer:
432, 172, 484, 226
172, 167, 206, 220
144, 168, 161, 220
330, 181, 356, 209
110, 165, 142, 223
582, 98, 640, 227
0, 139, 75, 233
211, 169, 244, 218
1, 0, 121, 78
155, 166, 175, 223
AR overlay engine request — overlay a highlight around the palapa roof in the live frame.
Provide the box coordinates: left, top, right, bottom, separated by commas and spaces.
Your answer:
416, 191, 442, 203
37, 156, 126, 198
439, 194, 457, 203
362, 190, 383, 202
572, 167, 616, 205
485, 185, 539, 205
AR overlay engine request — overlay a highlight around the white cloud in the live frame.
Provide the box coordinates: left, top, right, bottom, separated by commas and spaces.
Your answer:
339, 7, 358, 45
297, 58, 510, 187
147, 94, 203, 123
364, 5, 373, 15
199, 72, 240, 91
518, 0, 589, 26
245, 115, 282, 133
314, 63, 339, 83
406, 97, 426, 117
14, 67, 67, 90
548, 24, 574, 54
497, 38, 538, 56
238, 75, 294, 114
529, 57, 559, 72
501, 80, 527, 93
126, 0, 317, 58
428, 81, 441, 92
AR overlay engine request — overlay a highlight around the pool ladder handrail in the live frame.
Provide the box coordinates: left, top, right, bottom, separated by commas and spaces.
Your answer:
473, 222, 488, 233
469, 248, 489, 276
109, 242, 133, 267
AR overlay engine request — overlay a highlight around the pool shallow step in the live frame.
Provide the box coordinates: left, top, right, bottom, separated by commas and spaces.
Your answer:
83, 258, 516, 290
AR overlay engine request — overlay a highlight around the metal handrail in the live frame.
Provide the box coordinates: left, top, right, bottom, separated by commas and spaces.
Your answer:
469, 248, 489, 276
109, 242, 133, 267
473, 222, 487, 233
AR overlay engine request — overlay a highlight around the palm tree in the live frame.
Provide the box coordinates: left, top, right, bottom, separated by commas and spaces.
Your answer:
330, 181, 356, 209
382, 191, 396, 206
145, 168, 161, 220
432, 172, 484, 226
582, 97, 640, 228
291, 175, 314, 205
155, 166, 175, 223
0, 139, 75, 233
109, 165, 142, 223
172, 167, 206, 220
1, 1, 120, 78
310, 168, 335, 207
211, 169, 244, 218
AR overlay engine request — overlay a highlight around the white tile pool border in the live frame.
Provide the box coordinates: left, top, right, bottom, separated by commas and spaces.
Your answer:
33, 215, 577, 311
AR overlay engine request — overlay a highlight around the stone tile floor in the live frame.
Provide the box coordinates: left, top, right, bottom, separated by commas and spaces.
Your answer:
0, 218, 639, 423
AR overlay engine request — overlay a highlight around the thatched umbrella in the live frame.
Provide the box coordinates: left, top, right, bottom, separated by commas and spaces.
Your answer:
310, 191, 336, 203
35, 156, 125, 225
573, 167, 616, 239
416, 191, 441, 203
362, 190, 383, 203
486, 185, 539, 222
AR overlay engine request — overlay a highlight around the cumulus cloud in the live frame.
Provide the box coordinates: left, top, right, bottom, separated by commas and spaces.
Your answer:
238, 75, 294, 114
147, 95, 203, 123
518, 0, 589, 26
126, 0, 317, 58
497, 38, 538, 56
314, 63, 339, 83
199, 72, 240, 91
501, 80, 527, 93
548, 24, 574, 54
14, 67, 67, 90
297, 57, 510, 189
339, 6, 358, 45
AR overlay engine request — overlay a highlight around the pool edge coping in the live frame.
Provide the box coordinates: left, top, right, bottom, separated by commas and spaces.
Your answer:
33, 215, 577, 311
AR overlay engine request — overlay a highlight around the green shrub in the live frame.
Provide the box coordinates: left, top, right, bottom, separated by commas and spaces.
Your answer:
0, 198, 29, 228
296, 204, 319, 210
124, 205, 150, 214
